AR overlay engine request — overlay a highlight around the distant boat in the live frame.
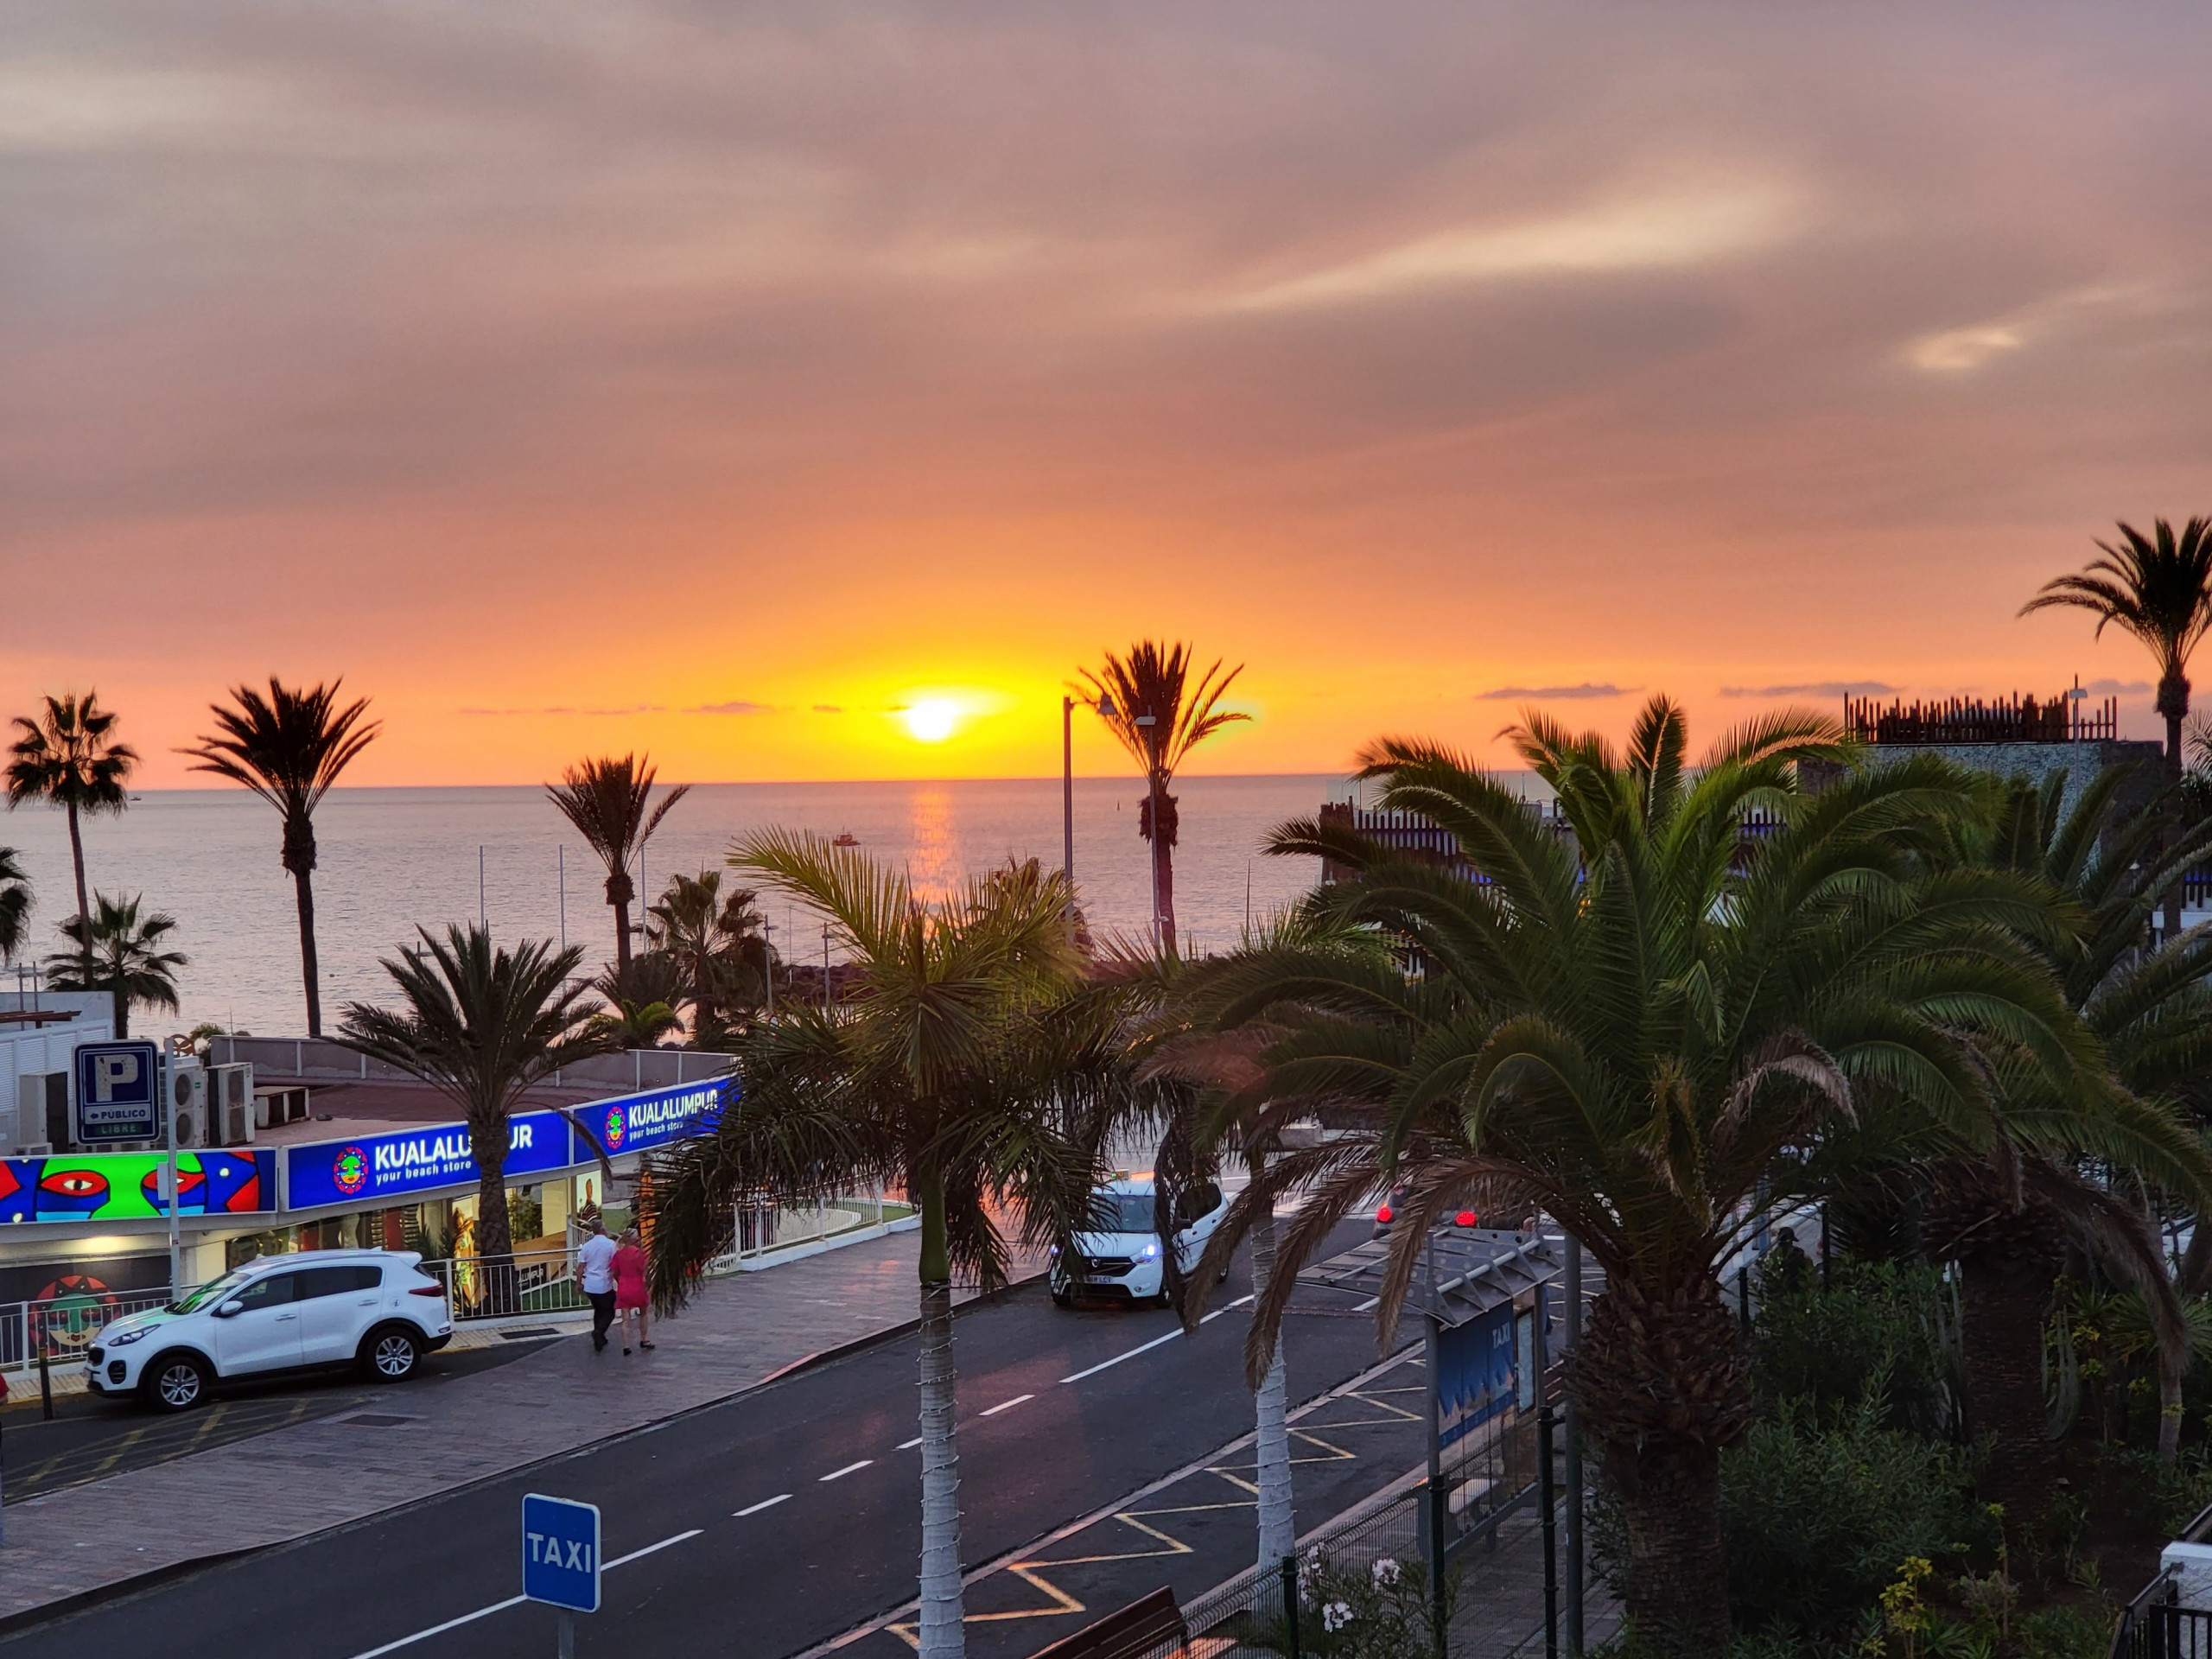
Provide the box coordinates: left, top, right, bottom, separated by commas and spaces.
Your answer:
832, 831, 861, 848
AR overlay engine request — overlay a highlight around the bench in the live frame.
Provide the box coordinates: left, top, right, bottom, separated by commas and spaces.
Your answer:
1029, 1586, 1187, 1659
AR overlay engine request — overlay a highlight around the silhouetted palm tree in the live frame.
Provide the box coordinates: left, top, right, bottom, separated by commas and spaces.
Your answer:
649, 838, 1115, 1659
588, 959, 684, 1048
0, 848, 29, 964
646, 870, 772, 1045
546, 755, 690, 974
338, 925, 608, 1262
5, 692, 137, 925
2023, 516, 2212, 938
1077, 642, 1248, 954
181, 678, 380, 1037
46, 893, 186, 1039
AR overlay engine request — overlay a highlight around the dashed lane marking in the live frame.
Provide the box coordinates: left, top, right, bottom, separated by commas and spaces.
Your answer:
735, 1495, 791, 1517
820, 1459, 874, 1482
979, 1394, 1033, 1417
1057, 1295, 1254, 1384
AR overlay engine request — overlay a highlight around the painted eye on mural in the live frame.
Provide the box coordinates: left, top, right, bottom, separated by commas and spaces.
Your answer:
41, 1171, 107, 1199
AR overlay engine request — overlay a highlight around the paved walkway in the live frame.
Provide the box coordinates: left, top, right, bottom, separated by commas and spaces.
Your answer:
0, 1230, 1033, 1623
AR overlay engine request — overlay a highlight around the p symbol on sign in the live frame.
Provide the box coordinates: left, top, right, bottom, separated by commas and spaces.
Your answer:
92, 1052, 139, 1102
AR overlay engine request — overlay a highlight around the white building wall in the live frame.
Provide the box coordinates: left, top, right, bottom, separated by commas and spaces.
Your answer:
0, 992, 115, 1150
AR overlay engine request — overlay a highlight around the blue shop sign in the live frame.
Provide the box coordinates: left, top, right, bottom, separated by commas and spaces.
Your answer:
285, 1111, 575, 1210
584, 1077, 732, 1157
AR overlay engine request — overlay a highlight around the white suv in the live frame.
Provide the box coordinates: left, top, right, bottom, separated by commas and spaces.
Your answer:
86, 1249, 454, 1412
1051, 1175, 1228, 1307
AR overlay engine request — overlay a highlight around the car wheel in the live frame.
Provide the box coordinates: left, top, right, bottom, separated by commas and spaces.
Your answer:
1049, 1276, 1073, 1308
143, 1351, 210, 1413
363, 1326, 422, 1382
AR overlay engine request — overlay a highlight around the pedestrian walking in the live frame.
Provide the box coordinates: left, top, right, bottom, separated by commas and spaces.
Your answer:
577, 1217, 619, 1353
613, 1226, 652, 1355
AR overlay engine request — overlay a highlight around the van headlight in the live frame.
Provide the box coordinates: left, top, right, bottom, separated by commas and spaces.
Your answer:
1142, 1243, 1159, 1259
105, 1325, 153, 1347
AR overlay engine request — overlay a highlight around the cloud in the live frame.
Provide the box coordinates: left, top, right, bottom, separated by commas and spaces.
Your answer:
1475, 683, 1637, 702
1227, 181, 1800, 312
458, 704, 663, 716
811, 704, 845, 715
1719, 681, 1897, 698
685, 700, 777, 715
2082, 678, 2151, 696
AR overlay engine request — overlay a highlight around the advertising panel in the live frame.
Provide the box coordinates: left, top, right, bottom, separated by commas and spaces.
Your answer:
585, 1077, 732, 1157
1435, 1300, 1518, 1451
0, 1148, 277, 1224
71, 1040, 162, 1145
285, 1111, 575, 1211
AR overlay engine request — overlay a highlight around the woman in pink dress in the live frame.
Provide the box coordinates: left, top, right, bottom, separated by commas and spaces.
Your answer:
613, 1226, 652, 1354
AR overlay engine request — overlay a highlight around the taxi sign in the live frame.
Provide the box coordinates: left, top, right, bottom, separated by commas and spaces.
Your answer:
522, 1492, 601, 1612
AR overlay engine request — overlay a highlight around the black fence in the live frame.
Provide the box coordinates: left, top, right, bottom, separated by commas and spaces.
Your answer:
1844, 692, 2120, 747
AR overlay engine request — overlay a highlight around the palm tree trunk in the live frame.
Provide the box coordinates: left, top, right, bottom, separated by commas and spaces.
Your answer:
65, 800, 88, 924
914, 1169, 965, 1659
111, 982, 129, 1039
1251, 1197, 1295, 1568
1957, 1248, 2061, 1527
613, 890, 632, 973
2167, 707, 2186, 944
293, 866, 322, 1038
1154, 830, 1178, 957
1575, 1278, 1745, 1653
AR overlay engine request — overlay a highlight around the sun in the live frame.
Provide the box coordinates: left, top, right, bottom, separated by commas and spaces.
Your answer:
900, 699, 962, 742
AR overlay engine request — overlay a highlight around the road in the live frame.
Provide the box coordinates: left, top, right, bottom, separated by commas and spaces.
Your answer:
7, 1223, 1416, 1658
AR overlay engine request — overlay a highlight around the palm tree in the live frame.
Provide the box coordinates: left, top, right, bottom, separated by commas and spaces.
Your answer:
647, 838, 1111, 1659
2023, 516, 2212, 940
546, 755, 690, 974
1077, 642, 1249, 955
45, 893, 186, 1039
5, 692, 137, 925
646, 870, 773, 1046
337, 925, 609, 1262
0, 848, 29, 963
587, 960, 684, 1048
1175, 699, 2105, 1653
180, 677, 380, 1038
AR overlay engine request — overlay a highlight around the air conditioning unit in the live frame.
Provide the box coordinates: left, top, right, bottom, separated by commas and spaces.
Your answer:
165, 1062, 209, 1150
17, 1071, 68, 1153
210, 1062, 255, 1146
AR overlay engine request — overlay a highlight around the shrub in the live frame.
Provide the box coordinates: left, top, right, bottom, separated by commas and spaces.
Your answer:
1751, 1259, 1960, 1438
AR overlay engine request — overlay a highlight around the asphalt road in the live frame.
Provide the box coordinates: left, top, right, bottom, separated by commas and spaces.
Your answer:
0, 1339, 552, 1505
8, 1224, 1410, 1659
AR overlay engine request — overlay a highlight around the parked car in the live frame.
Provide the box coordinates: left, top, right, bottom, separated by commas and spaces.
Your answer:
85, 1249, 454, 1412
1051, 1175, 1229, 1307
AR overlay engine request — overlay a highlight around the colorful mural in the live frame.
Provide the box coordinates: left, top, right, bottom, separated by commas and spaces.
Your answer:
0, 1149, 277, 1224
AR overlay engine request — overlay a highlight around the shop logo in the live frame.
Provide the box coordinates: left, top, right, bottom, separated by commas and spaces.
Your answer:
602, 1106, 627, 1152
332, 1144, 370, 1197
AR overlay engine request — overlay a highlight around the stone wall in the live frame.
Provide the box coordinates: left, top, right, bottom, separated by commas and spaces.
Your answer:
1802, 739, 2164, 820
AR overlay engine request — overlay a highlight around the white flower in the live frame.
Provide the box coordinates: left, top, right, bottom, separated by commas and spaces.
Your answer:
1321, 1600, 1355, 1632
1371, 1556, 1402, 1587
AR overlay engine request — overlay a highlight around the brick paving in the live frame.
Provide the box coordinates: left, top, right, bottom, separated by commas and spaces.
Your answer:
0, 1228, 1032, 1621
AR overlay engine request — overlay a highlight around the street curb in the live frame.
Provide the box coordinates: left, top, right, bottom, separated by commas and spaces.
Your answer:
0, 1267, 1048, 1637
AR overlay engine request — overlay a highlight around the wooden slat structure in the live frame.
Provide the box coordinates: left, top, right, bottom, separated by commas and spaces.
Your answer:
1027, 1585, 1186, 1659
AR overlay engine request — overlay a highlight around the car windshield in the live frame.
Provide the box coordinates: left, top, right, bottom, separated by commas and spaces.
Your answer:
1086, 1193, 1160, 1234
169, 1266, 255, 1314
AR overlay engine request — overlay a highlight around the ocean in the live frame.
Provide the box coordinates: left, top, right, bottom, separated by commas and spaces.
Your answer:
0, 775, 1347, 1038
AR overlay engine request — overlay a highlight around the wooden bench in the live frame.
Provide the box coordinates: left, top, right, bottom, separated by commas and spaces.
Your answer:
1028, 1586, 1187, 1659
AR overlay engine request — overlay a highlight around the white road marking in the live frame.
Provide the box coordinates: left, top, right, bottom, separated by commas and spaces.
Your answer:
897, 1436, 924, 1449
820, 1459, 874, 1482
1058, 1296, 1254, 1384
734, 1495, 791, 1517
344, 1528, 701, 1656
979, 1393, 1033, 1417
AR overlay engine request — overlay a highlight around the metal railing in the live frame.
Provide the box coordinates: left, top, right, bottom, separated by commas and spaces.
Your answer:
413, 1249, 589, 1322
708, 1192, 912, 1274
0, 1289, 184, 1376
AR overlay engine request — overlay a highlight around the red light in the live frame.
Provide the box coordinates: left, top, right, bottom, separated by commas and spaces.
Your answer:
409, 1284, 446, 1297
1454, 1210, 1477, 1227
1376, 1205, 1393, 1224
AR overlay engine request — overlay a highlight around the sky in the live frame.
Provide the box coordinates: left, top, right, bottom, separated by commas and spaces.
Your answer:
5, 1, 2210, 786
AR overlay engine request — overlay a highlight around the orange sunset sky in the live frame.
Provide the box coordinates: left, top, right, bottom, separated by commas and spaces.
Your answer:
6, 3, 2209, 786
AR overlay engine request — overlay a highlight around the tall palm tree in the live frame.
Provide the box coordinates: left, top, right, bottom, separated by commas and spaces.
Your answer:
0, 848, 29, 963
1077, 642, 1249, 955
2023, 516, 2212, 940
5, 692, 137, 925
1174, 700, 2104, 1653
587, 960, 684, 1049
46, 893, 186, 1039
180, 677, 380, 1037
337, 925, 609, 1262
546, 755, 690, 974
648, 838, 1112, 1659
646, 870, 773, 1046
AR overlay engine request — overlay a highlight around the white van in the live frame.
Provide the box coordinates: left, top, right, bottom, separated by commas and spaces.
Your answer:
1049, 1175, 1228, 1307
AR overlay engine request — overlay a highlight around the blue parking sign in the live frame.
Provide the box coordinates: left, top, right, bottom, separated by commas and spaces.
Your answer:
522, 1493, 601, 1612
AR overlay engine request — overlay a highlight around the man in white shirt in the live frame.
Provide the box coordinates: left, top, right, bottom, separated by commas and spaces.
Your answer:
577, 1217, 620, 1352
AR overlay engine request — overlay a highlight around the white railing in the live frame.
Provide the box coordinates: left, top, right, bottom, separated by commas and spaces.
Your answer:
0, 1287, 190, 1378
411, 1248, 588, 1322
709, 1192, 912, 1273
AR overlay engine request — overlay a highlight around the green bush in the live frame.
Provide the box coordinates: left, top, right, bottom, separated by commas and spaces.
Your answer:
1720, 1391, 1992, 1638
1751, 1259, 1961, 1438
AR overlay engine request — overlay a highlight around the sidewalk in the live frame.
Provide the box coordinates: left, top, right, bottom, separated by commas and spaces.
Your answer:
0, 1229, 1036, 1625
